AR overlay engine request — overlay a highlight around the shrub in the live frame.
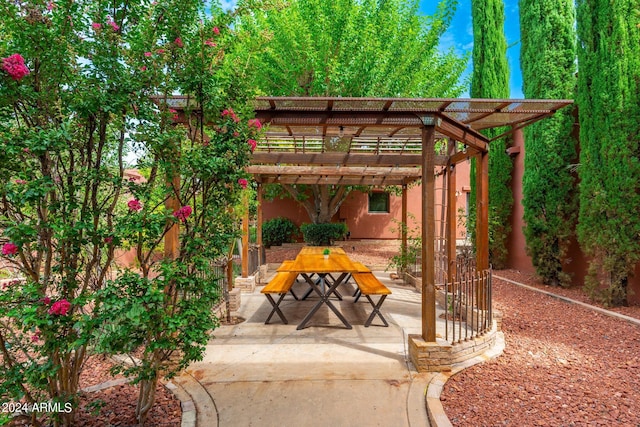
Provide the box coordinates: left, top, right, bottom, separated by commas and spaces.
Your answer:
301, 223, 348, 246
263, 217, 298, 247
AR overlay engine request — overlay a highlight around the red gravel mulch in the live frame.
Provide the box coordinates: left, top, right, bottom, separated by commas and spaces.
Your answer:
75, 355, 182, 426
441, 272, 640, 426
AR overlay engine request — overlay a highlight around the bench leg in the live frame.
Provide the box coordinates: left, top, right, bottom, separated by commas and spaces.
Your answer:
364, 295, 388, 327
265, 293, 288, 324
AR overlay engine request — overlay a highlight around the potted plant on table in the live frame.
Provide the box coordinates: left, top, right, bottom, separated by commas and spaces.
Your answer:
323, 248, 330, 260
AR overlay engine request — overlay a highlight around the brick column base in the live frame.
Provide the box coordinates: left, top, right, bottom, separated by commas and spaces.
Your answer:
234, 275, 256, 293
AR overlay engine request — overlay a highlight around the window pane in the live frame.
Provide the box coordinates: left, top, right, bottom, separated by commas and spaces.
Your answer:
369, 192, 389, 213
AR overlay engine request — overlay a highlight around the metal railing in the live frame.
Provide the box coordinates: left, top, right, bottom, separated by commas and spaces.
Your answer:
441, 267, 492, 344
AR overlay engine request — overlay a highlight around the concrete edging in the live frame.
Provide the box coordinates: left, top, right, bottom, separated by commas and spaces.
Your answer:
425, 331, 506, 427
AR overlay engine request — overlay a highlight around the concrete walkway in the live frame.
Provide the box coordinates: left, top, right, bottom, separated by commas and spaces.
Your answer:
173, 272, 441, 427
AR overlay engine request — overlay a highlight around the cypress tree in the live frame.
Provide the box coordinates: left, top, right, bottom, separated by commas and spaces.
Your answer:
576, 0, 640, 305
469, 0, 512, 268
519, 0, 578, 286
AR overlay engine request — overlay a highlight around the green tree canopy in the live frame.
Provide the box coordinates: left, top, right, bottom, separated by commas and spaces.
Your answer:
237, 0, 468, 97
234, 0, 468, 223
520, 0, 578, 286
469, 0, 512, 268
576, 0, 640, 305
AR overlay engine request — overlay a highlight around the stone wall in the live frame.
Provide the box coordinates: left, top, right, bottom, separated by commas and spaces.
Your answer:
408, 321, 500, 372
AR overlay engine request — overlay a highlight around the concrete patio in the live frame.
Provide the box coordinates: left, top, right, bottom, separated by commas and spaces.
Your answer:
171, 271, 466, 426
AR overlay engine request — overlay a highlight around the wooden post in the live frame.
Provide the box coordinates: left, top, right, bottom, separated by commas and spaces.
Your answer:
401, 182, 408, 273
447, 163, 457, 286
475, 151, 489, 309
257, 183, 263, 267
241, 191, 249, 278
421, 125, 436, 342
165, 171, 180, 260
475, 151, 489, 270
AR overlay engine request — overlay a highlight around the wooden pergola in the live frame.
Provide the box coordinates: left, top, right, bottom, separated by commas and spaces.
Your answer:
247, 96, 573, 343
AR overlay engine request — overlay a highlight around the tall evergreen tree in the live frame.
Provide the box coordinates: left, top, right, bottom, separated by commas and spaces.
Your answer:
519, 0, 578, 286
235, 0, 467, 223
576, 0, 640, 305
469, 0, 511, 268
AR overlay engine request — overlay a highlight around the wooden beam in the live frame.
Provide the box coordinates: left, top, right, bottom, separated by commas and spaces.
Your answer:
436, 114, 489, 153
255, 175, 415, 186
447, 148, 478, 166
251, 152, 446, 166
421, 125, 436, 342
246, 165, 422, 177
255, 111, 426, 128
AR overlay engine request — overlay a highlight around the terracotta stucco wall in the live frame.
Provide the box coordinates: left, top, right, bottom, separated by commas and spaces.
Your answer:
505, 129, 535, 273
260, 162, 472, 241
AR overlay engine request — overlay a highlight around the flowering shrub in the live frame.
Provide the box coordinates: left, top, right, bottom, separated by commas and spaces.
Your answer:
1, 53, 29, 81
1, 1, 261, 425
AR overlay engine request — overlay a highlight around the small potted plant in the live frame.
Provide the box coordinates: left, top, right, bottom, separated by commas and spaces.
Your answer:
323, 248, 330, 260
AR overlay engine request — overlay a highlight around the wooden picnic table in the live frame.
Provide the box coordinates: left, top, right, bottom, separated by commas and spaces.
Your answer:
279, 246, 363, 330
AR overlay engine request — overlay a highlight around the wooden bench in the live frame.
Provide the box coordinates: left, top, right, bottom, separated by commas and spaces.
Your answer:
352, 272, 392, 327
349, 262, 373, 301
261, 271, 299, 324
276, 260, 301, 300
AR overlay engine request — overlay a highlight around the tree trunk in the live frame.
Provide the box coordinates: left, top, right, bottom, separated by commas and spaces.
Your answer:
281, 184, 349, 224
136, 376, 158, 426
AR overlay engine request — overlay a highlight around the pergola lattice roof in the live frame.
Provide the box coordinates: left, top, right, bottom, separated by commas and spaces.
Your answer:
248, 97, 573, 186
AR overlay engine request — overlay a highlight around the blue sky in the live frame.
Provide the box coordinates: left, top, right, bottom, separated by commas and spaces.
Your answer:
419, 0, 523, 98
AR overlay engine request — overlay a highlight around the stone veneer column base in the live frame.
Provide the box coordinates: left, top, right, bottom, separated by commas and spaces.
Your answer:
409, 322, 499, 373
234, 275, 256, 293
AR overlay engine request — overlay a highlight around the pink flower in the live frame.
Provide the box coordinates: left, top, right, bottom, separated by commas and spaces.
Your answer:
22, 147, 30, 153
14, 179, 27, 185
238, 178, 248, 189
2, 242, 18, 256
144, 51, 152, 57
41, 297, 51, 305
1, 54, 30, 81
213, 27, 220, 35
104, 236, 113, 244
49, 299, 71, 316
247, 139, 257, 152
140, 66, 147, 71
222, 108, 239, 123
157, 49, 165, 54
204, 39, 217, 47
174, 37, 183, 48
127, 199, 142, 212
169, 108, 179, 120
173, 205, 192, 222
31, 330, 41, 342
233, 131, 240, 137
91, 22, 102, 30
108, 19, 119, 32
248, 118, 262, 130
47, 1, 55, 11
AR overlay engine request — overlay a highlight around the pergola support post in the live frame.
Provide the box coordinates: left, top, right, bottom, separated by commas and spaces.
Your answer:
401, 182, 408, 274
475, 151, 489, 309
241, 191, 249, 278
421, 125, 436, 342
446, 165, 457, 286
257, 183, 264, 267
